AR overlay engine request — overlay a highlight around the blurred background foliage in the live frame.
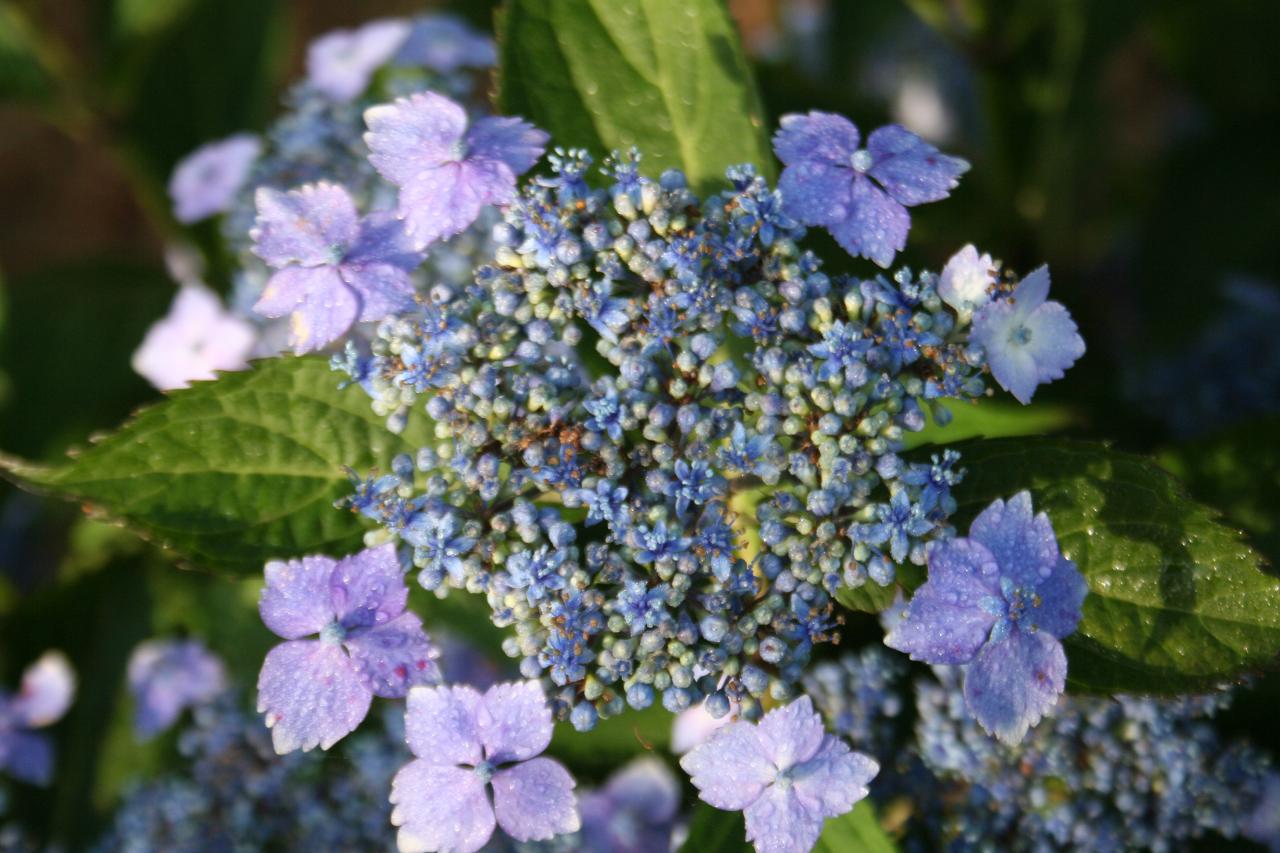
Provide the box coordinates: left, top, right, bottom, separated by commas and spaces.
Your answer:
1, 0, 1278, 847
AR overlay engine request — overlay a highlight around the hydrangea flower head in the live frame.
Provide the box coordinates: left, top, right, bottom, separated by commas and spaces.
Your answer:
774, 112, 968, 267
938, 243, 997, 316
579, 756, 680, 853
132, 284, 256, 390
364, 91, 549, 249
168, 133, 261, 223
390, 680, 579, 853
256, 544, 440, 754
306, 18, 411, 102
251, 182, 423, 353
680, 695, 878, 852
0, 651, 76, 786
394, 14, 496, 71
971, 265, 1085, 404
127, 639, 226, 739
885, 491, 1087, 744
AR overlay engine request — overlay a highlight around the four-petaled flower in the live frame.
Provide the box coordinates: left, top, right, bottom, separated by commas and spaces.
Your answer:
168, 133, 261, 224
938, 243, 997, 317
0, 651, 76, 786
127, 639, 226, 739
774, 112, 968, 267
306, 19, 410, 102
971, 265, 1085, 404
364, 90, 548, 250
256, 544, 440, 754
681, 695, 879, 853
390, 681, 579, 853
251, 182, 424, 353
132, 284, 256, 391
885, 491, 1087, 744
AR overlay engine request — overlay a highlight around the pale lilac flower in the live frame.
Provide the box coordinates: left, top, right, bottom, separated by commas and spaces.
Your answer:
250, 182, 423, 353
306, 18, 411, 102
885, 491, 1087, 744
391, 681, 579, 853
132, 284, 256, 390
0, 651, 76, 786
127, 639, 226, 739
579, 757, 680, 853
938, 243, 997, 316
680, 695, 878, 853
395, 14, 496, 71
364, 91, 549, 250
671, 699, 736, 754
774, 112, 967, 267
256, 544, 440, 754
971, 265, 1085, 404
168, 133, 261, 223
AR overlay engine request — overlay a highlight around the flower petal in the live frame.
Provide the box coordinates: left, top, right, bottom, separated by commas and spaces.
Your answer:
365, 91, 469, 186
755, 695, 825, 770
251, 183, 359, 268
828, 175, 910, 269
866, 124, 969, 206
259, 554, 338, 640
344, 612, 441, 698
341, 262, 418, 322
404, 684, 484, 765
492, 757, 580, 842
254, 266, 360, 354
1028, 555, 1088, 639
465, 115, 549, 176
963, 629, 1066, 745
679, 719, 775, 810
778, 161, 853, 226
396, 162, 489, 250
792, 735, 878, 819
256, 640, 371, 753
743, 783, 825, 853
10, 651, 75, 728
884, 538, 1001, 665
773, 111, 860, 166
478, 680, 553, 764
1022, 300, 1086, 386
0, 730, 54, 786
306, 19, 409, 103
330, 544, 409, 631
390, 760, 495, 853
967, 491, 1061, 587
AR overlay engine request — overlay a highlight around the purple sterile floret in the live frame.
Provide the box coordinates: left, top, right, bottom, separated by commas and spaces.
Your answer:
127, 639, 226, 739
390, 680, 579, 853
938, 243, 997, 316
394, 14, 496, 71
250, 182, 423, 353
132, 284, 256, 391
306, 18, 410, 102
578, 756, 680, 853
0, 651, 76, 787
774, 111, 967, 268
364, 90, 549, 250
168, 133, 261, 224
971, 265, 1086, 404
256, 544, 440, 754
680, 695, 878, 853
885, 491, 1088, 744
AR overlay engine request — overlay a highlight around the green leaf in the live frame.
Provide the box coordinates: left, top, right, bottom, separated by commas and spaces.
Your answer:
950, 438, 1280, 693
0, 4, 54, 103
679, 805, 751, 853
901, 398, 1079, 451
835, 564, 923, 614
815, 801, 898, 853
497, 0, 774, 195
1, 357, 429, 574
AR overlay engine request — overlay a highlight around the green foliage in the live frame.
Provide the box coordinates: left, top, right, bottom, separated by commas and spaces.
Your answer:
497, 0, 774, 195
950, 438, 1280, 693
680, 805, 751, 852
0, 357, 430, 574
815, 801, 898, 853
0, 3, 53, 103
902, 398, 1079, 450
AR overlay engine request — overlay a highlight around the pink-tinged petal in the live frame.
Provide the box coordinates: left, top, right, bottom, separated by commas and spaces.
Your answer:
404, 684, 484, 765
168, 133, 261, 223
828, 175, 910, 269
937, 244, 997, 315
743, 783, 825, 853
866, 124, 969, 206
477, 680, 553, 763
778, 161, 853, 226
792, 735, 878, 819
259, 554, 338, 639
0, 730, 54, 786
773, 111, 860, 166
329, 544, 409, 630
465, 115, 549, 176
755, 695, 825, 769
1027, 555, 1088, 639
885, 538, 1001, 665
492, 757, 580, 842
963, 630, 1066, 745
306, 19, 410, 103
132, 284, 256, 391
341, 262, 417, 322
365, 91, 469, 186
251, 183, 359, 268
344, 612, 441, 699
396, 162, 488, 250
671, 701, 736, 754
391, 760, 495, 853
679, 720, 775, 810
968, 492, 1061, 587
10, 651, 75, 728
256, 640, 371, 753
